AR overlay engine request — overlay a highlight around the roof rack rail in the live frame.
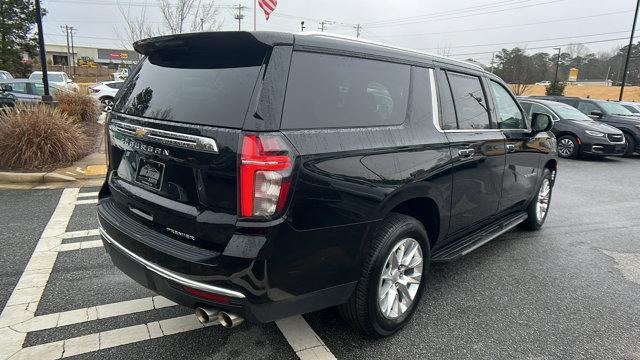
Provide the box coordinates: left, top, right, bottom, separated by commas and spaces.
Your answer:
297, 32, 484, 71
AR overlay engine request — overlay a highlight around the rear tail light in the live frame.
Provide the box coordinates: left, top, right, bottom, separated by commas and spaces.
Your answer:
239, 133, 295, 218
88, 86, 99, 93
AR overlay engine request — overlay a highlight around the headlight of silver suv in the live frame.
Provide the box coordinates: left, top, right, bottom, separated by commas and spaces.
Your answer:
585, 130, 605, 137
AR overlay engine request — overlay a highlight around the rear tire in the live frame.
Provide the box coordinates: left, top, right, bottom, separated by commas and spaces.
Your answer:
623, 133, 635, 157
557, 135, 578, 159
339, 213, 429, 338
521, 168, 553, 230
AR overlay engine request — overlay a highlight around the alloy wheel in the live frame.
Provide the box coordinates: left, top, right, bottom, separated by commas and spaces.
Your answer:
536, 178, 551, 222
557, 138, 575, 157
377, 238, 423, 319
102, 98, 114, 112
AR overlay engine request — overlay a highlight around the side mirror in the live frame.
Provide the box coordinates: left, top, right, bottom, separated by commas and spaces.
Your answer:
589, 110, 603, 119
531, 113, 553, 133
0, 84, 12, 92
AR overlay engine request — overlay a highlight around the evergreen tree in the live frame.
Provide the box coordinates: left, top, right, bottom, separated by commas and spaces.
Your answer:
0, 0, 41, 77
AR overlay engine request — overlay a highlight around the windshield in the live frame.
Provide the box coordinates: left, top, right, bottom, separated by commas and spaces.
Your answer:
550, 102, 592, 121
29, 73, 64, 82
596, 101, 635, 116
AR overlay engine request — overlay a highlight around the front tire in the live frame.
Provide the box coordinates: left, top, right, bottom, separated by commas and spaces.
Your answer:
339, 213, 429, 338
557, 135, 578, 158
522, 168, 553, 230
623, 133, 635, 157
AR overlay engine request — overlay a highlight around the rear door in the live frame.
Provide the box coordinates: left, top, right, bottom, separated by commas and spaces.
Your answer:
438, 69, 505, 235
487, 79, 541, 212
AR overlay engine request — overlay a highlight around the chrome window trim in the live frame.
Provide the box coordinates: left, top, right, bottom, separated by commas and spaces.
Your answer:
99, 226, 246, 299
109, 119, 219, 153
428, 68, 442, 132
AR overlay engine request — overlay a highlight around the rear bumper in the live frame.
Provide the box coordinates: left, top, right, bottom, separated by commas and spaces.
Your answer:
98, 196, 361, 323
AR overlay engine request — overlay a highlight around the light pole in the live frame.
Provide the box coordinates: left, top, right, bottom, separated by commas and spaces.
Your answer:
553, 47, 561, 85
34, 0, 52, 102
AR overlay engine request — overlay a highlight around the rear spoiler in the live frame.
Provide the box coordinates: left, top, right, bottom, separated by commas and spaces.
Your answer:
133, 31, 294, 55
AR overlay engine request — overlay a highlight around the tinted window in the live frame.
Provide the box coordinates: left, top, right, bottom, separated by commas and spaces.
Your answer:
520, 101, 532, 114
436, 69, 457, 130
447, 72, 490, 130
489, 81, 526, 129
114, 52, 263, 127
281, 52, 410, 129
577, 101, 600, 115
33, 83, 61, 96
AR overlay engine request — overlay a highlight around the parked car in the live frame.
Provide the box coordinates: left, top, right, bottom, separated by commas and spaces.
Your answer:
111, 68, 129, 81
519, 98, 626, 158
88, 80, 124, 112
618, 101, 640, 115
98, 32, 557, 338
0, 79, 66, 103
0, 70, 13, 80
28, 71, 79, 92
534, 96, 640, 156
0, 83, 17, 108
535, 80, 551, 86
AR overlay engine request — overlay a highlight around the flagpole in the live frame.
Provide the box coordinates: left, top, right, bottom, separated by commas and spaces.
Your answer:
253, 0, 257, 30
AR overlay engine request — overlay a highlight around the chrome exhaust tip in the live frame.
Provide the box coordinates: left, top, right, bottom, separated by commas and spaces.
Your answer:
217, 311, 244, 328
195, 307, 219, 324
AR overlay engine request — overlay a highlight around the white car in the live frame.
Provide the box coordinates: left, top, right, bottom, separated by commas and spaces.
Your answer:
29, 71, 79, 92
619, 101, 640, 115
88, 80, 124, 112
535, 80, 552, 86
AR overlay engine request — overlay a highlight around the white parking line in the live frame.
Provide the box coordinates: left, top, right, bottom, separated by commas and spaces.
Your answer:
75, 199, 98, 205
276, 316, 336, 360
77, 192, 99, 198
0, 188, 336, 360
56, 240, 103, 252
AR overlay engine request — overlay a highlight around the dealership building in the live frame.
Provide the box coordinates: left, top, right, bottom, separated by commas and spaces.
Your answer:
43, 44, 141, 67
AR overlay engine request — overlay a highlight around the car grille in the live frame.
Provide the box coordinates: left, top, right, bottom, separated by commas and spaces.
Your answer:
607, 134, 624, 143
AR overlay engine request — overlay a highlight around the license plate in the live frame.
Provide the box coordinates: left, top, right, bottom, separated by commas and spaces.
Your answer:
135, 159, 165, 190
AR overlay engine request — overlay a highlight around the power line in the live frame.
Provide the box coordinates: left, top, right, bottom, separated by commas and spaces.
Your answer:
372, 10, 635, 38
366, 0, 565, 29
417, 28, 640, 51
364, 0, 532, 26
450, 36, 634, 57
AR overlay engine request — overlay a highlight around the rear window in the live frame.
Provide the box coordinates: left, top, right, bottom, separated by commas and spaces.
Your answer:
281, 52, 410, 129
113, 51, 263, 128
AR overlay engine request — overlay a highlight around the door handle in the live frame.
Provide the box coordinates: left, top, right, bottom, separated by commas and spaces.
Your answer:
506, 144, 516, 153
458, 148, 475, 157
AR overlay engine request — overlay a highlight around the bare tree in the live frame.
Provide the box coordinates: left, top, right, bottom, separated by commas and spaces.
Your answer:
115, 1, 158, 49
566, 43, 590, 58
159, 0, 222, 34
436, 43, 452, 57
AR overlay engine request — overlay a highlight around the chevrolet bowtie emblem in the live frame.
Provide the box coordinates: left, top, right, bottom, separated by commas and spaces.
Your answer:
135, 127, 147, 138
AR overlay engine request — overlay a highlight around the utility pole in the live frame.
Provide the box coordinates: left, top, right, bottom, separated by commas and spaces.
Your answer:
553, 47, 561, 85
319, 20, 330, 32
354, 24, 361, 38
300, 21, 305, 32
253, 0, 256, 30
200, 18, 204, 31
489, 52, 495, 73
619, 0, 639, 101
69, 26, 76, 76
234, 4, 246, 31
34, 0, 52, 102
61, 25, 71, 70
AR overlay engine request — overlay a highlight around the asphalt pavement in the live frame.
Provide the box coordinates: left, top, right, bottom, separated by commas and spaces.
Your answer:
0, 156, 639, 359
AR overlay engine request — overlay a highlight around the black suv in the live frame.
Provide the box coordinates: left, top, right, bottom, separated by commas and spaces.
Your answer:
534, 96, 640, 156
98, 32, 557, 337
519, 98, 626, 158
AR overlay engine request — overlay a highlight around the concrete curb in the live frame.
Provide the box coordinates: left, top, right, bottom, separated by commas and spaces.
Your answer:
0, 171, 76, 184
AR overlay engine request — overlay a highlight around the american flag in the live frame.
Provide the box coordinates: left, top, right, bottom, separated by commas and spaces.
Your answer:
258, 0, 277, 20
